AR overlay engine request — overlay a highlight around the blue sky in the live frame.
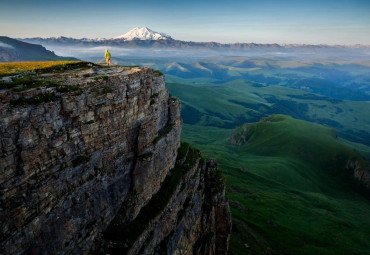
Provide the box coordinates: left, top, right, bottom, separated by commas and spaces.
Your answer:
0, 0, 369, 44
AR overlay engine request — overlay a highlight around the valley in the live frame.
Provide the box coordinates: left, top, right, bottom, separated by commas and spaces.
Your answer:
159, 56, 370, 254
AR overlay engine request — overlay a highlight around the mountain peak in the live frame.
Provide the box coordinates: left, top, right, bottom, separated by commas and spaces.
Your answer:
114, 27, 172, 40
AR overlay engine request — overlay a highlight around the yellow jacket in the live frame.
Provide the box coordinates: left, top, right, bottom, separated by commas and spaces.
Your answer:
105, 49, 111, 59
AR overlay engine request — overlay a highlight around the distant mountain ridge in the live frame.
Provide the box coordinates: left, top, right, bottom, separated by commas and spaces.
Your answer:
20, 27, 370, 50
0, 36, 77, 62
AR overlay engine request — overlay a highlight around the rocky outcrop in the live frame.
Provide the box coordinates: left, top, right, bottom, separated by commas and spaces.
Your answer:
0, 63, 230, 254
346, 159, 370, 199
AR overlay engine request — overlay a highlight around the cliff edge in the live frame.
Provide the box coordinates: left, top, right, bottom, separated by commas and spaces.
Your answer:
0, 63, 231, 254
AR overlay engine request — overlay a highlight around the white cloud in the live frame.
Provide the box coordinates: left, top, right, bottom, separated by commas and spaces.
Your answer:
0, 42, 15, 49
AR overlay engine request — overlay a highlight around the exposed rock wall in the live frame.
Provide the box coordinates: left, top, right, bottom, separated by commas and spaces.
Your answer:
0, 65, 230, 254
97, 144, 231, 255
347, 160, 370, 199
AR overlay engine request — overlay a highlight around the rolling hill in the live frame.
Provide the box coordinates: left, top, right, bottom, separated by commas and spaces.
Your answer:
166, 79, 370, 147
179, 115, 370, 255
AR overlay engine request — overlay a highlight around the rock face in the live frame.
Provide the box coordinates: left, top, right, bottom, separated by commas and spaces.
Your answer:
97, 144, 231, 255
0, 64, 231, 254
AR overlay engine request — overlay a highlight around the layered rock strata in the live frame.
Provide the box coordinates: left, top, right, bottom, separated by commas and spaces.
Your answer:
97, 143, 231, 255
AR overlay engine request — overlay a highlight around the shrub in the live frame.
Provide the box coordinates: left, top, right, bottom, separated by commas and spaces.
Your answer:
154, 70, 163, 76
1, 75, 59, 91
10, 93, 56, 105
56, 85, 79, 92
151, 93, 159, 99
102, 85, 112, 94
138, 152, 154, 160
93, 75, 108, 81
152, 123, 175, 145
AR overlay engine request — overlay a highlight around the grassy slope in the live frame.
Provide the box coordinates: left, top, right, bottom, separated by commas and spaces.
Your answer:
167, 80, 370, 254
180, 115, 370, 255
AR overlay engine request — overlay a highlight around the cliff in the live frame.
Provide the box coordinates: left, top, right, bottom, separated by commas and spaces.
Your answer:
0, 63, 230, 254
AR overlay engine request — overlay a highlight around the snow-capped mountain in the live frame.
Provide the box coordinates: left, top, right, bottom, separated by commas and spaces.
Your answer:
114, 27, 172, 40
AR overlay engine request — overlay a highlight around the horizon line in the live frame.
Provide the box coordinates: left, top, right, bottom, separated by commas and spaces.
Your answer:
5, 35, 370, 47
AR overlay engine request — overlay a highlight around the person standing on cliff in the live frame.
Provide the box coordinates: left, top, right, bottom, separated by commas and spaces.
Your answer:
105, 49, 111, 66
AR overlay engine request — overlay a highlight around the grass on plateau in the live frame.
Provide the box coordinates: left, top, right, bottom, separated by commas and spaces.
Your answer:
0, 61, 85, 77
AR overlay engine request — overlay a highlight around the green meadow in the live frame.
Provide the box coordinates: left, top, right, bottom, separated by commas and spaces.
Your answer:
179, 116, 370, 255
166, 76, 370, 254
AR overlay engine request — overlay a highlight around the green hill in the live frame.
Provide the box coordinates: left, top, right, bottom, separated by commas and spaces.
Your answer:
180, 115, 370, 255
230, 115, 369, 194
